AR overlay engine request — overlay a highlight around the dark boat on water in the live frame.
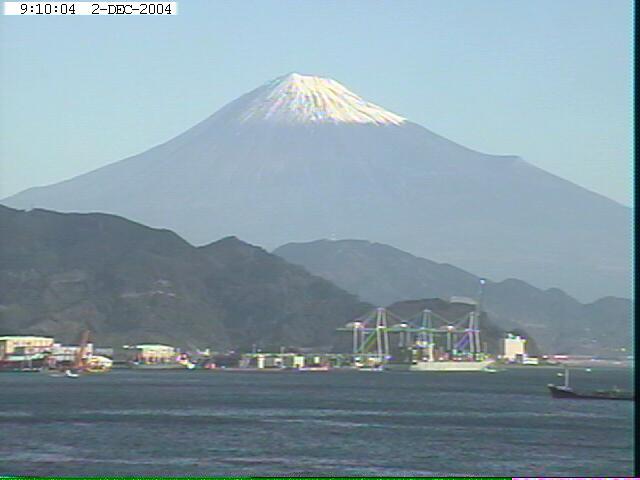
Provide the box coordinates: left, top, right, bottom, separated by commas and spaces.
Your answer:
548, 367, 634, 401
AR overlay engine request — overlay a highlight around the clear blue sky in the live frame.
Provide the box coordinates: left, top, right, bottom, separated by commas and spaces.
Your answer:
0, 0, 632, 205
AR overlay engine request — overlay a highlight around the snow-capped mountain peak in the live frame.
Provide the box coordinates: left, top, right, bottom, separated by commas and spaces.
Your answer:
233, 73, 406, 126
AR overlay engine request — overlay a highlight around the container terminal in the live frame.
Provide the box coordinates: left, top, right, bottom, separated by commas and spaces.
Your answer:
4, 281, 622, 374
0, 307, 550, 374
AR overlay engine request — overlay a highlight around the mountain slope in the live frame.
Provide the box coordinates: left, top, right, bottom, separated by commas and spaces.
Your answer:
0, 206, 541, 355
0, 205, 370, 350
273, 239, 631, 355
3, 73, 630, 301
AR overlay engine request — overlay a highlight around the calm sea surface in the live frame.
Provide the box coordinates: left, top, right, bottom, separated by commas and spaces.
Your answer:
0, 367, 634, 477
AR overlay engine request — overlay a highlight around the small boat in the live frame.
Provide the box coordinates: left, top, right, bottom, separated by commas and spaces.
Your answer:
482, 366, 499, 373
64, 369, 80, 378
297, 365, 330, 372
548, 367, 633, 401
357, 365, 385, 372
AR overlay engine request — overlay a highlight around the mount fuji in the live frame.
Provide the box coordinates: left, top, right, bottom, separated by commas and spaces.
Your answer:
3, 73, 630, 301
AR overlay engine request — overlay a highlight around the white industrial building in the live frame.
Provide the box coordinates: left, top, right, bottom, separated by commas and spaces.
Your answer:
0, 336, 54, 358
503, 334, 527, 361
51, 343, 94, 363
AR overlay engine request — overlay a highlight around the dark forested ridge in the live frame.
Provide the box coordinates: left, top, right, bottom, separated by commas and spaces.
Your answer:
0, 206, 369, 350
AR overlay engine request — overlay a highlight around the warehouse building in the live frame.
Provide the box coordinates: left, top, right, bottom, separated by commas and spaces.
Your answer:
123, 344, 178, 364
0, 336, 54, 359
503, 333, 527, 362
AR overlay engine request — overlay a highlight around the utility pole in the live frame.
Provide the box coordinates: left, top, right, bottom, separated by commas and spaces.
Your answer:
352, 321, 362, 354
475, 278, 486, 359
375, 308, 389, 364
468, 313, 475, 357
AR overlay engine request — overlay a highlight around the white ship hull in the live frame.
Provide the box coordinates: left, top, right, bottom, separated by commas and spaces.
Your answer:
408, 359, 494, 372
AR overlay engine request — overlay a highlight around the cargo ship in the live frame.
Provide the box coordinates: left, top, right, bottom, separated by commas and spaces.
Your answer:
128, 355, 195, 369
357, 365, 385, 372
548, 384, 634, 400
127, 361, 194, 369
297, 365, 330, 372
409, 358, 494, 372
385, 357, 494, 372
548, 367, 634, 400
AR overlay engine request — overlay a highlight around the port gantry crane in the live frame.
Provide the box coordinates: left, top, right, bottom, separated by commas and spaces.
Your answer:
338, 304, 484, 365
343, 307, 393, 365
